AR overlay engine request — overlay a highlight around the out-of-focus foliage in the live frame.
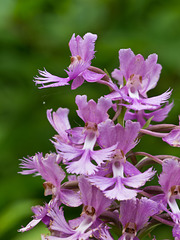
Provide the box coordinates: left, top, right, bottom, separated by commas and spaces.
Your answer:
0, 0, 180, 239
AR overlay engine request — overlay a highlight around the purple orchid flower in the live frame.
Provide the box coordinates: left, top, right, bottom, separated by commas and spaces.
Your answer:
53, 95, 116, 175
89, 120, 155, 200
106, 48, 172, 111
162, 116, 180, 147
69, 176, 112, 238
119, 197, 158, 240
48, 94, 113, 147
41, 176, 111, 240
19, 153, 81, 207
34, 33, 105, 90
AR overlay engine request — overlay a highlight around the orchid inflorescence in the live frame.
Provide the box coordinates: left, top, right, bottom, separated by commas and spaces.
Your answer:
19, 33, 180, 240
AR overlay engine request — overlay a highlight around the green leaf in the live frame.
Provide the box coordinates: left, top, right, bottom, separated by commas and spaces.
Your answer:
108, 223, 121, 239
137, 220, 161, 239
142, 116, 154, 129
103, 68, 111, 79
0, 199, 39, 237
13, 224, 49, 240
123, 76, 126, 86
117, 105, 127, 127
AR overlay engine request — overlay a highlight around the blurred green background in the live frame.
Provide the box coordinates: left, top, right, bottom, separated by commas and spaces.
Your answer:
0, 0, 180, 239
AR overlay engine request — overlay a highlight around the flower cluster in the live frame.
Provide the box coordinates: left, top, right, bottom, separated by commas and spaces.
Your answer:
19, 33, 180, 239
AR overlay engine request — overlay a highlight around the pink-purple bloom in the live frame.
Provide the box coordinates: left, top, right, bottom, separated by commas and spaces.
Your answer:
52, 95, 116, 175
112, 48, 162, 96
34, 33, 104, 89
89, 120, 155, 200
106, 48, 172, 111
41, 176, 112, 240
19, 153, 81, 207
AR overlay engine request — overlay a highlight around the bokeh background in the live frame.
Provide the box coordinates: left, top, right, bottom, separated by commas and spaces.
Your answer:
0, 0, 180, 239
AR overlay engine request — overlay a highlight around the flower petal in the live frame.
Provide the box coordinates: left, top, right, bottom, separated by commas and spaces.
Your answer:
34, 68, 69, 89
